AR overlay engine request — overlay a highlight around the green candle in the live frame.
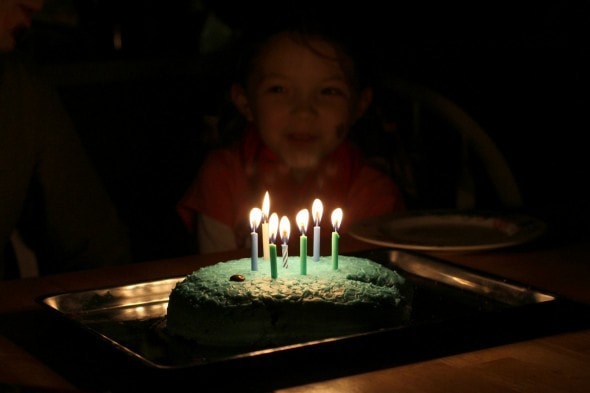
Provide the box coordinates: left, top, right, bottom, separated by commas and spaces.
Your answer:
270, 243, 278, 279
296, 209, 310, 276
331, 208, 343, 271
300, 235, 307, 275
268, 212, 279, 279
331, 231, 339, 270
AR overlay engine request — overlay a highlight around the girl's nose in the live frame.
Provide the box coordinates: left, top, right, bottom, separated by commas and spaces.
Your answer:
291, 94, 317, 117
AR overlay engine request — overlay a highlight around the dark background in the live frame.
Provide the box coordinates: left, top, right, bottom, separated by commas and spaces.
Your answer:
24, 0, 589, 261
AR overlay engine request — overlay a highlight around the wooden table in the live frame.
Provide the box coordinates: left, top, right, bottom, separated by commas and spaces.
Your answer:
1, 234, 590, 392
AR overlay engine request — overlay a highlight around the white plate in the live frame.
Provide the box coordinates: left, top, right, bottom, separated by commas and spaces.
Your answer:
349, 211, 547, 252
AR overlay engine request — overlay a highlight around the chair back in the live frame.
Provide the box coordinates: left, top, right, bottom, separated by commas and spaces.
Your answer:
374, 77, 522, 210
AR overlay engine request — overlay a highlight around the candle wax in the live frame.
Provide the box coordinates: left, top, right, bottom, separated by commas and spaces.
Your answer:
300, 235, 307, 275
332, 231, 339, 270
251, 232, 258, 271
282, 243, 288, 268
313, 225, 320, 261
262, 222, 270, 260
269, 243, 278, 279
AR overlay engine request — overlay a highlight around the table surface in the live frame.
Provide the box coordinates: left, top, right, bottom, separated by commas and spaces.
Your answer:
1, 233, 590, 392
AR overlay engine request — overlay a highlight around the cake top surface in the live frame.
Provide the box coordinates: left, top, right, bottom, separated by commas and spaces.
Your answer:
172, 255, 405, 307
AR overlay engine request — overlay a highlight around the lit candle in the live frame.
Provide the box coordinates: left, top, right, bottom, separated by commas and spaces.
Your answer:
249, 207, 262, 271
269, 212, 279, 279
296, 209, 309, 275
279, 216, 290, 269
261, 191, 270, 261
331, 208, 342, 270
312, 198, 323, 261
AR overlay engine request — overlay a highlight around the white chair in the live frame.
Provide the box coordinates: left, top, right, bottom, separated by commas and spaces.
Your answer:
375, 76, 523, 210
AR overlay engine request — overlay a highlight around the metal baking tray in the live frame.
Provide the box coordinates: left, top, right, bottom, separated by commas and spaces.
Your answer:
38, 249, 561, 370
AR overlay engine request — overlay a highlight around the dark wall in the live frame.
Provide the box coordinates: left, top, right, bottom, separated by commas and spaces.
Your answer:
370, 2, 588, 234
28, 1, 589, 260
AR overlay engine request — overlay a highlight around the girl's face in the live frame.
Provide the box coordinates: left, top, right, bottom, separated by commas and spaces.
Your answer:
232, 32, 372, 172
0, 0, 44, 52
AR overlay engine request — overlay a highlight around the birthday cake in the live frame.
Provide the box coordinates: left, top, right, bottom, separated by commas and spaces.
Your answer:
165, 255, 411, 347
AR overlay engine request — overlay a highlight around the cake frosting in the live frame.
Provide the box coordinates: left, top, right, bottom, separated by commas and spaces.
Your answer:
166, 255, 410, 347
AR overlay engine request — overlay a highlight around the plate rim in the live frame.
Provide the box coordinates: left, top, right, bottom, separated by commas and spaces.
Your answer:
348, 210, 547, 252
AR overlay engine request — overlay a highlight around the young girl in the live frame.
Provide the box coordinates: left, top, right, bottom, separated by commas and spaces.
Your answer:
178, 17, 406, 253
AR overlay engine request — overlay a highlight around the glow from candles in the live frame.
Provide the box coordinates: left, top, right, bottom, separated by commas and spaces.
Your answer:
261, 191, 270, 260
269, 212, 279, 278
279, 216, 290, 268
312, 198, 323, 261
331, 208, 342, 270
296, 209, 309, 275
249, 208, 262, 271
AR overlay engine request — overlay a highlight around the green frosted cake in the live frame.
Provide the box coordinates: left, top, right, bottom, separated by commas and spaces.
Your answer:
165, 255, 410, 347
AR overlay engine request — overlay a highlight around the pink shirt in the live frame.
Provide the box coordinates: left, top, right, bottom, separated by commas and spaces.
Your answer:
178, 128, 405, 249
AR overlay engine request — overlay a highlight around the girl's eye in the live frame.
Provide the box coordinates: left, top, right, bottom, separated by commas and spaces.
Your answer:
268, 85, 285, 93
321, 87, 344, 96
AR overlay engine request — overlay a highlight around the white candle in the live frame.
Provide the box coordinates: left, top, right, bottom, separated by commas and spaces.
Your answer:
279, 216, 290, 268
249, 208, 262, 271
331, 208, 343, 270
312, 198, 323, 262
261, 191, 270, 261
296, 209, 309, 275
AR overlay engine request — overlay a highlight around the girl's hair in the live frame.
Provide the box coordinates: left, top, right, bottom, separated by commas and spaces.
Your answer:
215, 5, 383, 147
232, 15, 377, 92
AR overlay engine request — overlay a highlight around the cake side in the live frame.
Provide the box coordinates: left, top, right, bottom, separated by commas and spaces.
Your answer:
166, 255, 410, 347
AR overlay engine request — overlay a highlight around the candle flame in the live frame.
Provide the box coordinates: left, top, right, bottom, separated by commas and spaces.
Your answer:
312, 198, 323, 226
262, 191, 270, 222
296, 209, 309, 235
249, 207, 262, 232
279, 216, 290, 244
269, 212, 279, 243
331, 208, 343, 232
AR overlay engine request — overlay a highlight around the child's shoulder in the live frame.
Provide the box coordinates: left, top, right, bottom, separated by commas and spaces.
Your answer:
202, 145, 242, 170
